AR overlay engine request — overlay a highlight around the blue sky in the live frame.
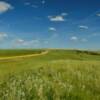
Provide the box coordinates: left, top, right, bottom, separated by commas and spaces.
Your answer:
0, 0, 100, 49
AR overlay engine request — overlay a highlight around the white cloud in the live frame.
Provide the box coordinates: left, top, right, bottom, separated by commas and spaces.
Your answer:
70, 36, 88, 42
15, 39, 26, 45
0, 33, 8, 43
48, 15, 66, 22
70, 36, 78, 41
0, 1, 13, 13
79, 25, 88, 29
49, 27, 56, 31
15, 39, 24, 43
61, 13, 68, 16
24, 2, 38, 8
48, 12, 68, 22
14, 39, 40, 47
0, 33, 7, 37
96, 13, 100, 17
0, 32, 8, 41
42, 0, 46, 4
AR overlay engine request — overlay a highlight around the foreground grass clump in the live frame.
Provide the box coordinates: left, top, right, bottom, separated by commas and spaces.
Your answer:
0, 60, 100, 100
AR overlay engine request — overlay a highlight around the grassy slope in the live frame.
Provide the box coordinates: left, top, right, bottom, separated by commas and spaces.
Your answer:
0, 49, 100, 100
0, 49, 100, 78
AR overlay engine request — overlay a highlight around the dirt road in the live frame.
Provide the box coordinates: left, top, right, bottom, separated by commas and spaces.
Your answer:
0, 50, 49, 60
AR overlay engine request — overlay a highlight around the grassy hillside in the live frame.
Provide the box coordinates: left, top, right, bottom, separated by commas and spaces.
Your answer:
0, 49, 100, 100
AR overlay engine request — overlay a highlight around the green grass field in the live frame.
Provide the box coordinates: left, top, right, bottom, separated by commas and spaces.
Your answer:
0, 49, 100, 100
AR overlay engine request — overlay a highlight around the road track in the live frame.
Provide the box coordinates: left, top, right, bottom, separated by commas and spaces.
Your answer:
0, 50, 49, 60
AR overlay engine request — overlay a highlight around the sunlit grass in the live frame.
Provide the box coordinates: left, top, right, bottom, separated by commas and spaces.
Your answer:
0, 49, 100, 100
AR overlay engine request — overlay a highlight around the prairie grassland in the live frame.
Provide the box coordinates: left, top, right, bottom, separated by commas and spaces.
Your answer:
0, 49, 100, 100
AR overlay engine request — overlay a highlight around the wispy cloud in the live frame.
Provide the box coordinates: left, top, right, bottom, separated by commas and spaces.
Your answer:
24, 2, 31, 6
61, 13, 68, 16
88, 33, 100, 38
49, 27, 56, 31
24, 0, 45, 8
44, 40, 49, 44
70, 36, 88, 42
92, 33, 100, 36
43, 33, 59, 45
42, 0, 46, 4
81, 38, 88, 42
30, 39, 40, 47
31, 5, 38, 8
15, 39, 25, 45
14, 39, 40, 47
24, 2, 38, 8
48, 15, 66, 22
0, 1, 13, 13
70, 36, 78, 41
96, 13, 100, 17
78, 25, 88, 29
0, 32, 8, 41
51, 33, 58, 38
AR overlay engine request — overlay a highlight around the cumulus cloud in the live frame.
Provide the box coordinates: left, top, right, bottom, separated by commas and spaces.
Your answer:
79, 25, 88, 29
70, 36, 78, 41
0, 32, 8, 41
49, 27, 56, 31
48, 15, 66, 22
48, 12, 68, 22
0, 1, 13, 13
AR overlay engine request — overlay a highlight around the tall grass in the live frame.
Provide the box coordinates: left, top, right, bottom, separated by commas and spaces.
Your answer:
0, 60, 100, 100
0, 50, 100, 100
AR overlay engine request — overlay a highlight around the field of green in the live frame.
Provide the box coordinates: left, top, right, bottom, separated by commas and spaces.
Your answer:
0, 49, 100, 100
